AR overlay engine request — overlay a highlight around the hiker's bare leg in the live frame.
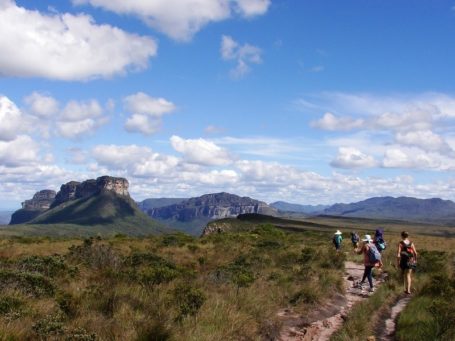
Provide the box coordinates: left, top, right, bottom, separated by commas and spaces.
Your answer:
406, 269, 412, 293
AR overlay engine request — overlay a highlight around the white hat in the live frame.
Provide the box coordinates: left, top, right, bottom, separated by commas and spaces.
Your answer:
362, 234, 373, 242
334, 230, 342, 235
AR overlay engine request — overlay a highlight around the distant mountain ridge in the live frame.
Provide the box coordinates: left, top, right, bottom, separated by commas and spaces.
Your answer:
270, 201, 329, 214
142, 192, 278, 235
321, 196, 455, 223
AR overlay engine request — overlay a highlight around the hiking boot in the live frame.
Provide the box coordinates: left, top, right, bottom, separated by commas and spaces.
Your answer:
368, 287, 375, 292
354, 282, 364, 289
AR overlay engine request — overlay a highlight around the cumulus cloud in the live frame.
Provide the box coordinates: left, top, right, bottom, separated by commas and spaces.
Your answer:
0, 95, 23, 141
311, 112, 364, 131
171, 135, 233, 166
0, 0, 157, 80
24, 92, 59, 118
395, 130, 454, 155
0, 135, 40, 167
92, 144, 179, 177
221, 35, 262, 78
123, 92, 176, 135
57, 100, 108, 138
330, 147, 377, 169
73, 0, 271, 41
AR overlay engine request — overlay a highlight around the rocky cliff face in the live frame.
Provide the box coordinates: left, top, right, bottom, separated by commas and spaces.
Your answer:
147, 192, 277, 222
22, 190, 56, 211
51, 176, 129, 208
10, 176, 130, 225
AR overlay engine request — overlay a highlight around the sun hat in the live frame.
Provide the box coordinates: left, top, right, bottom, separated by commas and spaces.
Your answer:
362, 234, 373, 242
334, 230, 342, 235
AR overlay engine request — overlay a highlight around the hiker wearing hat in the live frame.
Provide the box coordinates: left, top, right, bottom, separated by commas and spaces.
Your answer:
333, 230, 343, 252
355, 234, 382, 292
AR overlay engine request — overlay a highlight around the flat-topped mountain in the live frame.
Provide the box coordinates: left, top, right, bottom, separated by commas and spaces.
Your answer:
321, 196, 455, 224
144, 192, 278, 235
270, 201, 329, 214
9, 190, 57, 224
8, 176, 167, 236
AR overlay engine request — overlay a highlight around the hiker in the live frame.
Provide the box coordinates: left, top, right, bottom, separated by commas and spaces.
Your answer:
397, 231, 418, 294
373, 228, 387, 253
333, 230, 342, 252
355, 234, 382, 292
350, 231, 360, 248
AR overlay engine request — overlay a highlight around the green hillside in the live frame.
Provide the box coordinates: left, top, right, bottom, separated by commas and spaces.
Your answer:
2, 191, 169, 237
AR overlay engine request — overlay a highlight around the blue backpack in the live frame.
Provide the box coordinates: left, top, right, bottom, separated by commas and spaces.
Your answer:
368, 244, 381, 263
375, 237, 387, 251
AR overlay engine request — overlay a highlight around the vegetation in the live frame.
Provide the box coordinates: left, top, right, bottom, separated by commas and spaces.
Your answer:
0, 214, 454, 340
0, 224, 344, 340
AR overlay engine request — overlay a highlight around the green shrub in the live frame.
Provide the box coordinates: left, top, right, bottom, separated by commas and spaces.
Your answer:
139, 266, 180, 287
0, 295, 23, 315
172, 283, 205, 320
32, 313, 65, 338
0, 270, 54, 296
67, 239, 121, 270
64, 327, 97, 341
17, 254, 68, 277
289, 287, 319, 305
56, 291, 79, 318
160, 233, 195, 247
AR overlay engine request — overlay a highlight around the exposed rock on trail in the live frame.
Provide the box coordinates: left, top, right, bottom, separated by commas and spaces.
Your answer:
377, 295, 412, 340
277, 261, 387, 341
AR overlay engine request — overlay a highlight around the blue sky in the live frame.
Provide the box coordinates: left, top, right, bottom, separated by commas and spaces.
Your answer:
1, 0, 455, 209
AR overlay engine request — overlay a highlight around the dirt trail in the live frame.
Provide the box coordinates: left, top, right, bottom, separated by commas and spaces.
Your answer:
377, 295, 412, 340
277, 261, 387, 341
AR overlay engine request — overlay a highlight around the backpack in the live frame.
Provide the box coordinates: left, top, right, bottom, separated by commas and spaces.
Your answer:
400, 241, 415, 262
351, 233, 359, 243
333, 234, 342, 245
367, 243, 381, 263
375, 237, 387, 251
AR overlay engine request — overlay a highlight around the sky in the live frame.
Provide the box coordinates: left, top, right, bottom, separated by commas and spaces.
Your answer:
1, 0, 455, 209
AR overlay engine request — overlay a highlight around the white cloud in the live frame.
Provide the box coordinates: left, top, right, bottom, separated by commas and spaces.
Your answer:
311, 112, 364, 131
73, 0, 271, 41
0, 95, 23, 141
395, 130, 454, 155
24, 92, 59, 118
92, 144, 179, 177
0, 0, 157, 80
0, 135, 40, 167
330, 147, 377, 169
221, 35, 262, 78
123, 92, 176, 135
170, 135, 233, 166
57, 100, 108, 138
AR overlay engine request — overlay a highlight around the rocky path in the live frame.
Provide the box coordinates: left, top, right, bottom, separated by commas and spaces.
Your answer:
377, 295, 412, 340
277, 261, 387, 341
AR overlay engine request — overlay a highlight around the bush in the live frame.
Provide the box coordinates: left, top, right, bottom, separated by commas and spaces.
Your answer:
0, 269, 55, 297
67, 238, 121, 270
0, 295, 23, 315
172, 283, 205, 320
17, 254, 68, 277
160, 233, 195, 247
56, 291, 79, 318
139, 266, 180, 287
32, 313, 65, 338
136, 321, 172, 341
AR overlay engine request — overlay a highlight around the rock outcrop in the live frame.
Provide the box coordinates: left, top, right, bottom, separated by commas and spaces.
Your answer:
147, 192, 278, 222
51, 176, 129, 208
22, 190, 56, 210
9, 190, 56, 224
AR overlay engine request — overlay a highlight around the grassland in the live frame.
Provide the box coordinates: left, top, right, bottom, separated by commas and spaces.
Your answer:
0, 214, 454, 340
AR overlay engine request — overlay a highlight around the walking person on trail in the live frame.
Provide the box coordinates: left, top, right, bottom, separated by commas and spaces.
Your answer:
355, 234, 382, 292
333, 230, 343, 252
351, 231, 360, 248
397, 231, 417, 294
373, 228, 387, 253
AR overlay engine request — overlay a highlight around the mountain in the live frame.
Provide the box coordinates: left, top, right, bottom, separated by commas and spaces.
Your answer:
9, 190, 56, 224
145, 192, 278, 235
321, 196, 455, 224
270, 201, 329, 214
8, 176, 168, 236
137, 198, 187, 211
